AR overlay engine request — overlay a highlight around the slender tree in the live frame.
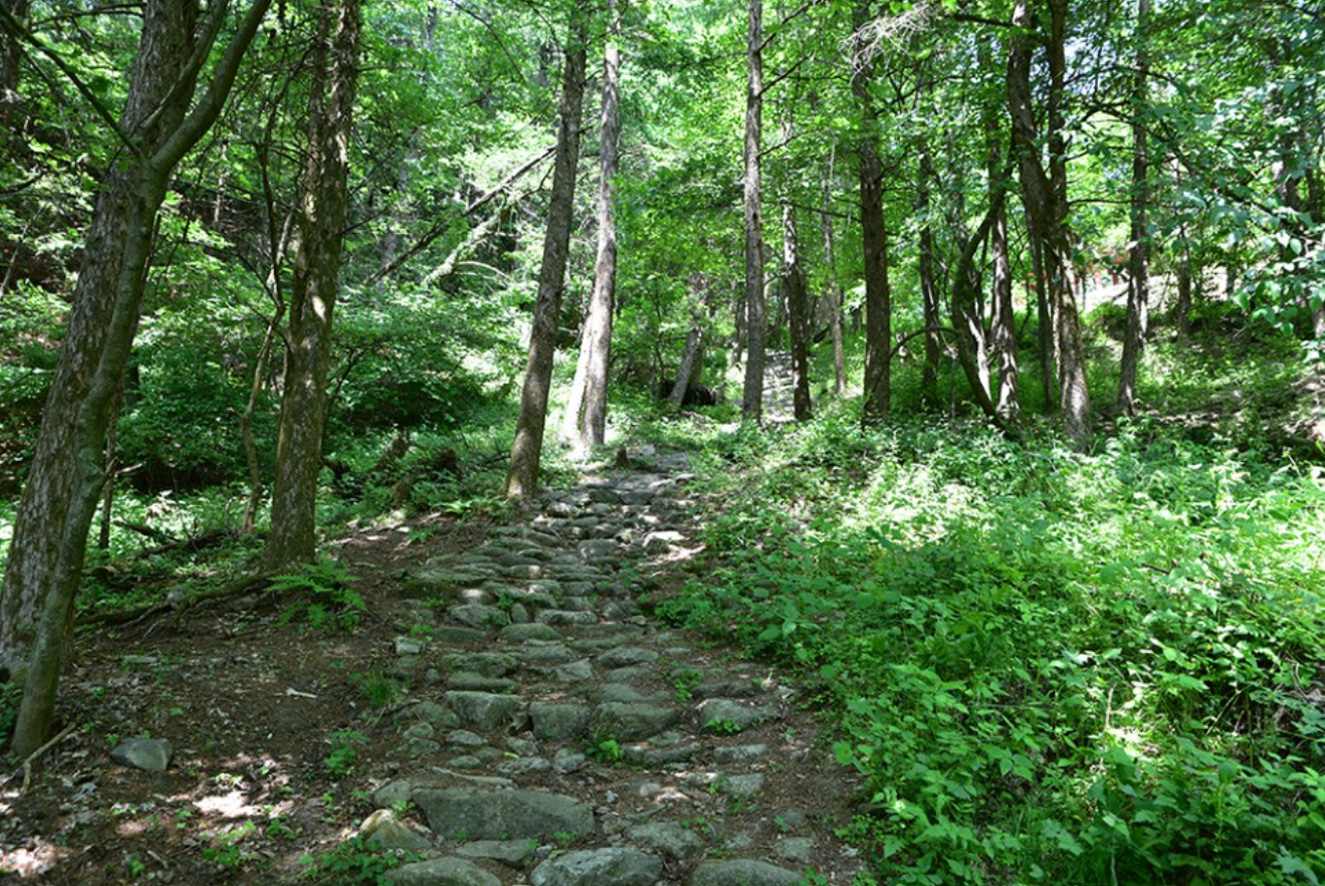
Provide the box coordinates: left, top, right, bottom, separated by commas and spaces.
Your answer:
264, 0, 362, 573
0, 0, 273, 755
564, 0, 622, 452
819, 155, 846, 396
1117, 0, 1151, 415
506, 14, 587, 499
853, 3, 891, 422
741, 0, 766, 421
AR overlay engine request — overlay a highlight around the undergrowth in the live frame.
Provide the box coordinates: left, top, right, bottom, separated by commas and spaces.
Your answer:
660, 411, 1325, 884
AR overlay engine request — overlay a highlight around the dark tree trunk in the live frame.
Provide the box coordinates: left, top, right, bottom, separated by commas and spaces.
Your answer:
783, 202, 812, 421
980, 40, 1019, 422
819, 155, 846, 396
0, 0, 272, 755
506, 17, 586, 500
265, 0, 362, 573
668, 320, 704, 409
1008, 0, 1090, 447
1117, 0, 1151, 416
564, 0, 620, 451
917, 151, 942, 410
853, 4, 890, 423
0, 0, 28, 133
741, 0, 766, 421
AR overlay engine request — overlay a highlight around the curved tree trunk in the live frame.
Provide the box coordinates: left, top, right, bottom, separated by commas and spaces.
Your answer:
564, 0, 621, 452
741, 0, 766, 422
265, 0, 362, 573
506, 16, 586, 500
0, 0, 272, 755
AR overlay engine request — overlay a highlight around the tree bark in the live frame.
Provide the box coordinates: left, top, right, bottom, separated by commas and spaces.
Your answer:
0, 0, 28, 133
917, 150, 942, 410
783, 200, 812, 421
741, 0, 766, 422
1008, 0, 1090, 447
853, 4, 890, 423
506, 16, 586, 500
0, 0, 272, 756
264, 0, 362, 573
668, 319, 704, 409
564, 0, 621, 452
819, 155, 846, 397
1117, 0, 1150, 416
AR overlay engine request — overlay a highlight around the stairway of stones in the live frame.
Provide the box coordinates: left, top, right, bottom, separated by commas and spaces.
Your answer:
360, 447, 864, 886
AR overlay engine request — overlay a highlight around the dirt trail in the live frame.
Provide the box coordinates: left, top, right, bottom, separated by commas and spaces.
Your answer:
0, 447, 864, 885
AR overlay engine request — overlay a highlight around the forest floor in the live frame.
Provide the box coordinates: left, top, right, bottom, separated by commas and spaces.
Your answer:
0, 445, 866, 885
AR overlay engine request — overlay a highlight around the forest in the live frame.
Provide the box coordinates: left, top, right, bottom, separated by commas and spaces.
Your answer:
1, 0, 1324, 883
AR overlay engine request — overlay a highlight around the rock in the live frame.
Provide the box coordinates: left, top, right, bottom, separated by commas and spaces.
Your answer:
109, 738, 172, 772
536, 610, 598, 626
385, 856, 502, 886
697, 698, 775, 733
432, 626, 489, 645
448, 605, 509, 629
529, 848, 662, 886
497, 756, 552, 776
595, 647, 658, 668
446, 692, 524, 732
448, 672, 518, 693
403, 722, 436, 741
774, 836, 814, 864
643, 530, 686, 553
622, 741, 700, 766
442, 653, 516, 678
718, 773, 764, 799
625, 821, 707, 862
407, 701, 462, 728
577, 539, 620, 562
591, 702, 679, 741
500, 623, 562, 642
396, 636, 426, 655
551, 660, 594, 682
515, 644, 574, 666
413, 788, 594, 841
553, 748, 586, 773
712, 744, 767, 763
446, 730, 489, 749
360, 809, 433, 853
529, 702, 592, 741
595, 684, 664, 704
688, 860, 805, 886
455, 838, 538, 868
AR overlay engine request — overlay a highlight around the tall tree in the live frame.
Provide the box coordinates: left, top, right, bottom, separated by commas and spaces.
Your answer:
0, 0, 26, 133
741, 0, 767, 422
853, 3, 891, 423
564, 0, 622, 452
264, 0, 362, 573
506, 13, 587, 499
783, 191, 812, 420
819, 154, 847, 397
1117, 0, 1151, 415
0, 0, 272, 755
1008, 0, 1090, 446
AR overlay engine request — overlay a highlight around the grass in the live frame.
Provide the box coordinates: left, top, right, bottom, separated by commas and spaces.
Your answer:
660, 405, 1325, 884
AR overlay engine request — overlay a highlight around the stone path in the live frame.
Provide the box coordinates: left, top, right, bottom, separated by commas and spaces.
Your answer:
357, 448, 864, 886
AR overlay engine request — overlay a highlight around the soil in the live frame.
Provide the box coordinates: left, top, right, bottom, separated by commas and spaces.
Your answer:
0, 450, 866, 885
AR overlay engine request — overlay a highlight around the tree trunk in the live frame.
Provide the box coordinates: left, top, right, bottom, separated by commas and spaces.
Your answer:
853, 4, 890, 423
819, 155, 846, 396
1008, 0, 1090, 447
564, 0, 621, 452
741, 0, 766, 422
783, 201, 812, 421
1117, 0, 1151, 416
506, 16, 586, 500
0, 0, 28, 133
917, 151, 942, 410
668, 320, 704, 409
264, 0, 362, 573
980, 39, 1019, 423
0, 0, 272, 755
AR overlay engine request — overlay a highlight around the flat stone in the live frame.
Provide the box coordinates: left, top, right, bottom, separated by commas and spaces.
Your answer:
396, 636, 426, 655
643, 530, 685, 553
603, 666, 651, 683
446, 691, 524, 731
595, 684, 664, 704
449, 672, 518, 692
448, 605, 510, 629
496, 552, 544, 567
622, 741, 701, 766
529, 702, 592, 741
718, 773, 765, 799
551, 660, 594, 682
591, 702, 679, 741
500, 623, 562, 642
596, 647, 658, 668
407, 701, 461, 728
625, 821, 707, 862
774, 836, 814, 864
688, 860, 804, 886
712, 744, 767, 763
694, 680, 761, 699
360, 809, 433, 853
577, 539, 621, 562
446, 730, 489, 749
432, 626, 489, 645
385, 856, 501, 886
497, 756, 552, 776
109, 738, 172, 772
530, 848, 662, 886
414, 788, 594, 841
442, 653, 517, 678
536, 610, 598, 626
455, 838, 538, 868
553, 748, 586, 773
697, 698, 775, 733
